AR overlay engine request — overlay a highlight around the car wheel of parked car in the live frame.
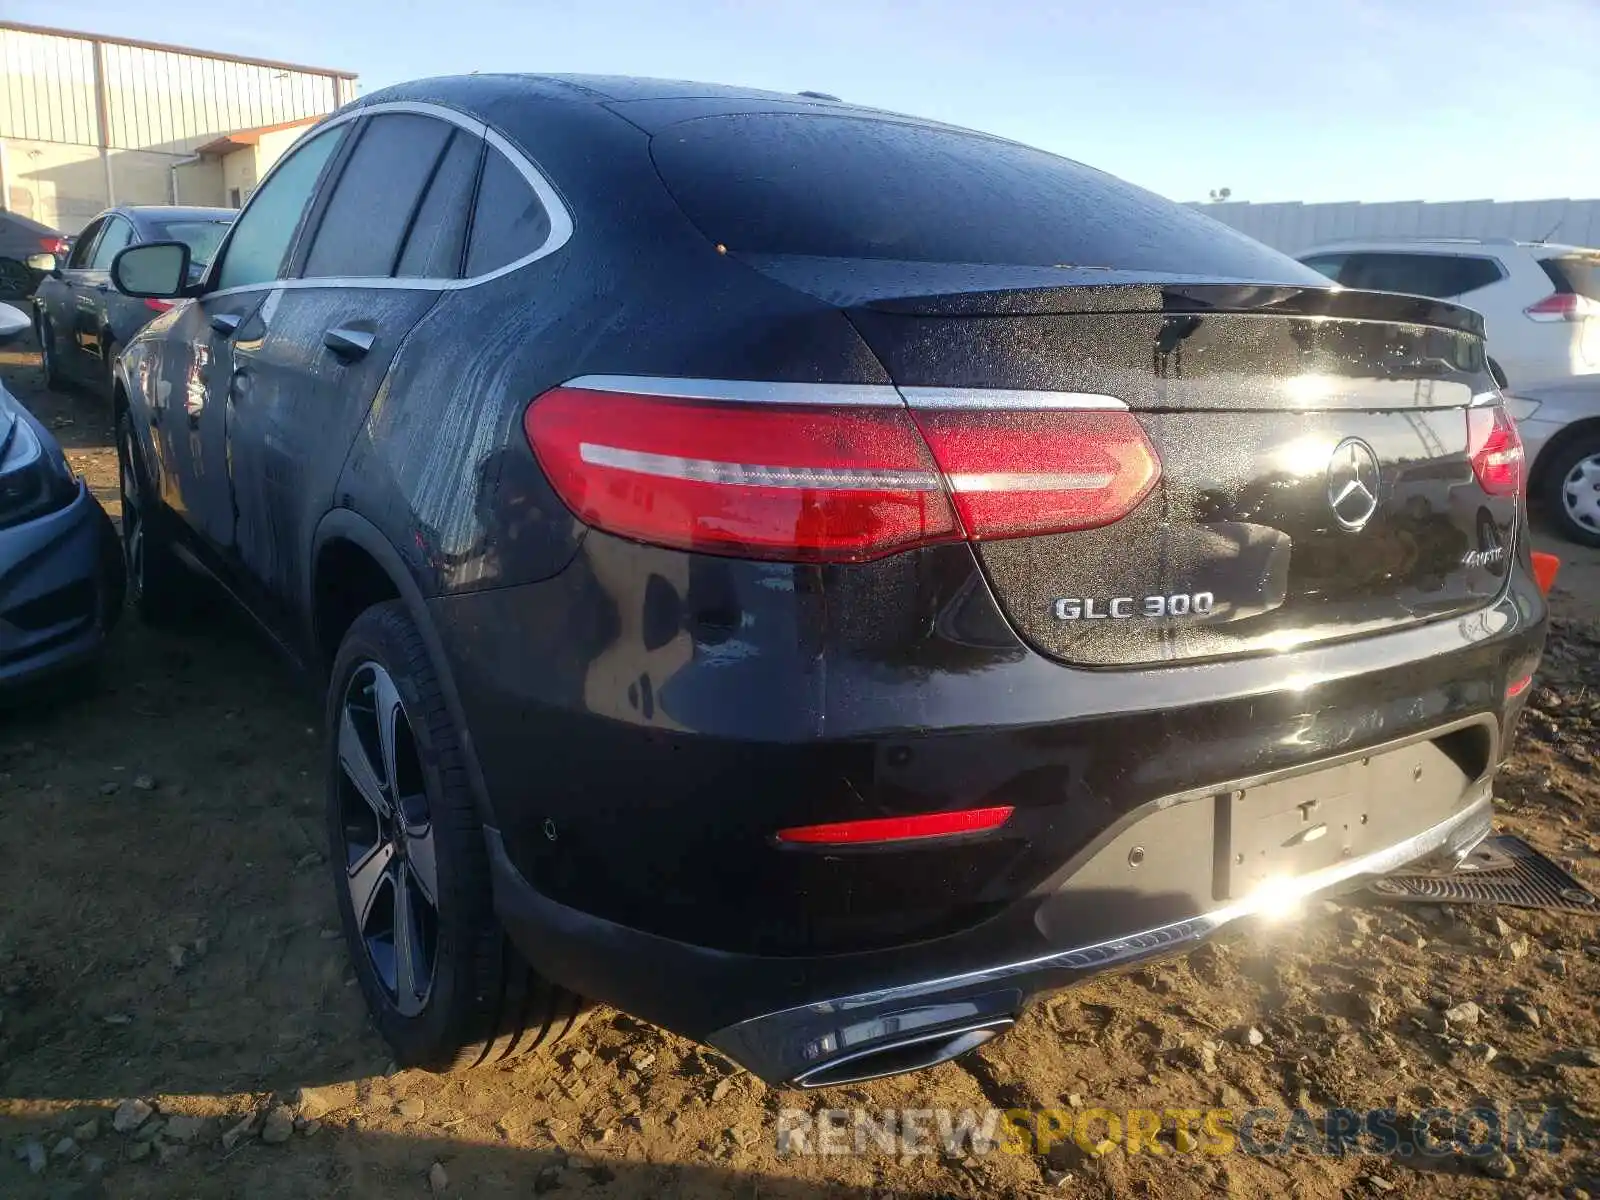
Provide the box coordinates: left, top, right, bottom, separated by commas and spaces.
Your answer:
37, 314, 65, 391
116, 411, 192, 622
102, 338, 121, 401
1544, 433, 1600, 548
327, 601, 588, 1071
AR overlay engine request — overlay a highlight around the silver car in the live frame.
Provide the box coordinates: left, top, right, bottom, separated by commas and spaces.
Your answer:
1507, 379, 1600, 546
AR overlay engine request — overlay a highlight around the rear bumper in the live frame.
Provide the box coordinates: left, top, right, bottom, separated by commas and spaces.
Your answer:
439, 529, 1545, 1083
491, 784, 1492, 1085
0, 481, 120, 687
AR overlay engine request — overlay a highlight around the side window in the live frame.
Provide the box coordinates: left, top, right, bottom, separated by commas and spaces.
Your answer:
1298, 254, 1347, 283
1435, 256, 1503, 296
465, 147, 551, 277
90, 218, 134, 270
67, 219, 105, 269
302, 114, 454, 278
396, 131, 482, 279
1339, 253, 1500, 299
216, 126, 346, 292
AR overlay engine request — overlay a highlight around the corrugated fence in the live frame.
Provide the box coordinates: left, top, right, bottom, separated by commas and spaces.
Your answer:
1189, 199, 1600, 255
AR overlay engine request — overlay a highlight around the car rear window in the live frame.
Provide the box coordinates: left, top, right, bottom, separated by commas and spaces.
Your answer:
396, 130, 481, 279
303, 113, 454, 278
153, 219, 232, 267
1331, 252, 1502, 298
1539, 254, 1600, 299
464, 148, 551, 277
651, 113, 1315, 277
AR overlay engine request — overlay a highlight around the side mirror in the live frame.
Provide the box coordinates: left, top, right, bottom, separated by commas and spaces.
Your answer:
111, 242, 192, 299
24, 252, 57, 273
0, 303, 30, 347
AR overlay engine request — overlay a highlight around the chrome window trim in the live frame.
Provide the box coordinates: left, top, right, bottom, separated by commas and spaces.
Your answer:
202, 99, 573, 301
562, 375, 907, 407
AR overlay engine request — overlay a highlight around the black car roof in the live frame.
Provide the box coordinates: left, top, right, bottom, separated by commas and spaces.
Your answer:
360, 72, 844, 108
121, 206, 234, 225
349, 73, 988, 149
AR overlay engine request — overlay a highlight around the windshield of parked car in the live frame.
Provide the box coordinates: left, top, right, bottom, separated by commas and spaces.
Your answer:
152, 219, 234, 268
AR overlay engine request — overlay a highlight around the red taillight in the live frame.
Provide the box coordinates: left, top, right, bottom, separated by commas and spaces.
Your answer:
1505, 674, 1533, 699
775, 805, 1015, 846
911, 407, 1160, 538
524, 380, 1161, 561
38, 236, 69, 255
1524, 293, 1598, 322
1466, 405, 1523, 496
524, 385, 959, 563
143, 298, 174, 312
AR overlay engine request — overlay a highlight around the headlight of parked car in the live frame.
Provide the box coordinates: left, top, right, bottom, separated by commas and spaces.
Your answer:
0, 412, 77, 531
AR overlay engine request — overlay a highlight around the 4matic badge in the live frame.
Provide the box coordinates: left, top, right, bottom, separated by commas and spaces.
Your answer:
1053, 592, 1215, 620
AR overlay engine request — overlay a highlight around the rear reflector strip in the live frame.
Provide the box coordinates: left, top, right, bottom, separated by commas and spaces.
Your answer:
776, 805, 1015, 846
1506, 674, 1533, 699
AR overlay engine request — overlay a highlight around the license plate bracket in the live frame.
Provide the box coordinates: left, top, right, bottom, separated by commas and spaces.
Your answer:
1215, 739, 1468, 901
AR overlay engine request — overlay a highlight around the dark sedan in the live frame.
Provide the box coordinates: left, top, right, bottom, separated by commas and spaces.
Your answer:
32, 206, 232, 398
0, 303, 123, 687
107, 75, 1546, 1087
0, 210, 70, 302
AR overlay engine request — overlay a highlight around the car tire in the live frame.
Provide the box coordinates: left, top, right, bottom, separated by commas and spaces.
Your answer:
326, 600, 588, 1071
1487, 357, 1508, 391
37, 314, 66, 391
1541, 432, 1600, 548
116, 410, 193, 623
102, 338, 122, 402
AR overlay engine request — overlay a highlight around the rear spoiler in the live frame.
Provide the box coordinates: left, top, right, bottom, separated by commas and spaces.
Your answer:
864, 282, 1487, 336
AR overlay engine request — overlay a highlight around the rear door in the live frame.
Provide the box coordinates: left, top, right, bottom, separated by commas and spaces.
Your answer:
74, 214, 135, 368
223, 110, 482, 635
43, 216, 103, 379
651, 113, 1519, 667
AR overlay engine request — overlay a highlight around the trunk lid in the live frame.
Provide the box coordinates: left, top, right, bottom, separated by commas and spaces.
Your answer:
798, 267, 1514, 667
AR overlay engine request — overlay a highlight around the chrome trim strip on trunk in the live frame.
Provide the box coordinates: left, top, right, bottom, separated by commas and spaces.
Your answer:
899, 388, 1128, 411
561, 375, 906, 407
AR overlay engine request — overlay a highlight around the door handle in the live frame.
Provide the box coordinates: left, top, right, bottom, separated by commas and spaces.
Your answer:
210, 312, 241, 336
323, 326, 374, 361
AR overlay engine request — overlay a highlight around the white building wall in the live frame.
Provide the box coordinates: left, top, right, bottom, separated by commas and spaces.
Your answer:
0, 22, 353, 231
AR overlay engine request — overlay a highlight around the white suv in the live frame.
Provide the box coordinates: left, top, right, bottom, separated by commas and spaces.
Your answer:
1298, 239, 1600, 390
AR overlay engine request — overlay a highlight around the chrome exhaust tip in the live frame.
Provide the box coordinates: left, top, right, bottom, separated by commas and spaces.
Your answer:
790, 1018, 1014, 1089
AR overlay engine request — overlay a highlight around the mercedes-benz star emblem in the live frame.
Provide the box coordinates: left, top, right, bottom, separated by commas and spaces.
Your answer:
1327, 438, 1381, 531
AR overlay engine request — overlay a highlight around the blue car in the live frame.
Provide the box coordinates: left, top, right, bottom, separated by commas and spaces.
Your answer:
0, 303, 123, 686
31, 206, 233, 399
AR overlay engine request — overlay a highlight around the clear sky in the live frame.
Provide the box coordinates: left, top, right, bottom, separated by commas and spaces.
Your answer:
12, 0, 1599, 205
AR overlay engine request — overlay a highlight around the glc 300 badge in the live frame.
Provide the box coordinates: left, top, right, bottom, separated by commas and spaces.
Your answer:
1054, 592, 1216, 620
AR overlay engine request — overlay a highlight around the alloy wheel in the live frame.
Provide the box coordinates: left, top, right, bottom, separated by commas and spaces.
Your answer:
337, 662, 439, 1017
1561, 452, 1600, 537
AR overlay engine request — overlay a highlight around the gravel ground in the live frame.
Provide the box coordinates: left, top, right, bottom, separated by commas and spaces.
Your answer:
2, 340, 1598, 1199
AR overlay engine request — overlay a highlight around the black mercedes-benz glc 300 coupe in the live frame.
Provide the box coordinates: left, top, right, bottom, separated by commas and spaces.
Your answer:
108, 75, 1546, 1087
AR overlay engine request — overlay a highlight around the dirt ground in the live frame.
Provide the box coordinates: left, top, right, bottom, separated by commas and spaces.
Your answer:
2, 339, 1599, 1200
